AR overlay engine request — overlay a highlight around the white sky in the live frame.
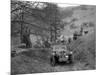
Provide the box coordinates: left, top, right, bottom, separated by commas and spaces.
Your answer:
57, 3, 80, 7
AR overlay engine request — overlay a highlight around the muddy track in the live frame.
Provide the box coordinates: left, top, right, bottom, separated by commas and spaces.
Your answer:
11, 47, 94, 74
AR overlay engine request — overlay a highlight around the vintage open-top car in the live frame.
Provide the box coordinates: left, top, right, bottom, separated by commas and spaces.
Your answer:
50, 44, 73, 66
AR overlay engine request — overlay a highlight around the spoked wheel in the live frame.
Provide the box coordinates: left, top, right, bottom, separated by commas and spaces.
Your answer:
50, 56, 56, 66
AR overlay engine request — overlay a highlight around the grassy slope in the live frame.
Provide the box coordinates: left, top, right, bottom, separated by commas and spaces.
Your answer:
69, 31, 96, 69
60, 6, 96, 69
60, 5, 96, 37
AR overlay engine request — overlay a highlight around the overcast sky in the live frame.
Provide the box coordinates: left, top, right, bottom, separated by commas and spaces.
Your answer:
57, 3, 80, 7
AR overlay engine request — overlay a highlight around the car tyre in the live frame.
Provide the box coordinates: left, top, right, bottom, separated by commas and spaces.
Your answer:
68, 54, 73, 64
50, 56, 56, 66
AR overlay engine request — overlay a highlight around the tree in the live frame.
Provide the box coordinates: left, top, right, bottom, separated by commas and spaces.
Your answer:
11, 0, 49, 47
43, 3, 64, 42
11, 0, 64, 47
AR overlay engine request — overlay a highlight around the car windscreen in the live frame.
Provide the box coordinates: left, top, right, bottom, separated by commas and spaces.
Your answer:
52, 45, 67, 51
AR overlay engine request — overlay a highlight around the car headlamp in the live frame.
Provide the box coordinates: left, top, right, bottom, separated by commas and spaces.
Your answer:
70, 52, 73, 54
65, 56, 68, 58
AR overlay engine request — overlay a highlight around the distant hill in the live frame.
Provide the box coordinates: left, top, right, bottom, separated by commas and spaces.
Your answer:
59, 5, 96, 37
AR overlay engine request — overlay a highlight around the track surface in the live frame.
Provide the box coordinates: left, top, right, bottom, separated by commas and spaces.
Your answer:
11, 48, 92, 75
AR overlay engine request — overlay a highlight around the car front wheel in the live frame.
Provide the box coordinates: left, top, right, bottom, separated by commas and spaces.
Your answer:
50, 56, 56, 66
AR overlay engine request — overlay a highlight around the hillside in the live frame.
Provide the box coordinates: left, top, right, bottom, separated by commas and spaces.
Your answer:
69, 31, 96, 68
59, 5, 96, 69
59, 5, 96, 37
